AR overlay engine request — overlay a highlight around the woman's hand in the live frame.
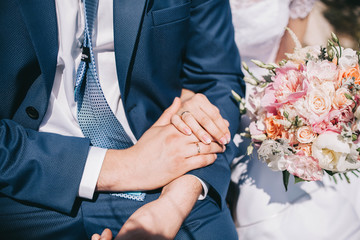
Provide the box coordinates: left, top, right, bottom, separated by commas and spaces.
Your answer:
171, 89, 231, 146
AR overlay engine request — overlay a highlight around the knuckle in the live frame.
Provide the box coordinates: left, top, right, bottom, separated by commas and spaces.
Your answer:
199, 115, 211, 126
183, 101, 192, 109
195, 93, 206, 101
203, 144, 211, 153
212, 106, 220, 115
209, 154, 217, 163
197, 156, 208, 168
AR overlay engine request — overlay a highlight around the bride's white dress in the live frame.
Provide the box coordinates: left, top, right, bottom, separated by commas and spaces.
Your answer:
230, 0, 360, 239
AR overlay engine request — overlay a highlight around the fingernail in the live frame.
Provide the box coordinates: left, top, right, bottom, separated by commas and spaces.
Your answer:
202, 135, 212, 144
184, 127, 192, 135
223, 145, 226, 152
220, 137, 227, 145
226, 133, 231, 143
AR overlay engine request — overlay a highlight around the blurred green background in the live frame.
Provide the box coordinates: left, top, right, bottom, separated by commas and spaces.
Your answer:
321, 0, 360, 47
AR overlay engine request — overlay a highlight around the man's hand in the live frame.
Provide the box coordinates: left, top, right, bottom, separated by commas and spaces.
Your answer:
171, 89, 231, 146
92, 175, 202, 240
96, 98, 224, 192
91, 229, 113, 240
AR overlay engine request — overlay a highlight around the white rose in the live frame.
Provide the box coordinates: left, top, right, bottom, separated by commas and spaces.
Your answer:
311, 132, 359, 172
339, 48, 359, 70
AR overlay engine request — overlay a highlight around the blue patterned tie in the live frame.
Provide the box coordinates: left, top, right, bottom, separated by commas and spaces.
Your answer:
75, 0, 145, 201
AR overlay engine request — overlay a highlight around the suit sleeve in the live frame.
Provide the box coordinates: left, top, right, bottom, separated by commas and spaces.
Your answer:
0, 119, 90, 214
181, 0, 245, 208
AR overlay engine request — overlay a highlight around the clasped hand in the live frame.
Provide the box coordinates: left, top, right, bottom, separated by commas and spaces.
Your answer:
94, 90, 230, 239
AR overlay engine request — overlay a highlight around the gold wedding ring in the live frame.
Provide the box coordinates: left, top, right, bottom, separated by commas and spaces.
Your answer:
195, 142, 201, 155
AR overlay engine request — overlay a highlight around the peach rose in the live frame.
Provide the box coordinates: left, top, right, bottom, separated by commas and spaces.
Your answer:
338, 64, 360, 86
265, 115, 283, 139
296, 143, 312, 156
306, 89, 332, 117
296, 126, 317, 144
332, 87, 353, 109
281, 129, 297, 145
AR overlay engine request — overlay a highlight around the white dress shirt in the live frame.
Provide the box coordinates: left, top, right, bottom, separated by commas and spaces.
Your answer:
39, 0, 208, 200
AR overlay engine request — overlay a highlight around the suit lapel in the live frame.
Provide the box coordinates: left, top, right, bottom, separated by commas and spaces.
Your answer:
113, 0, 147, 102
17, 0, 58, 96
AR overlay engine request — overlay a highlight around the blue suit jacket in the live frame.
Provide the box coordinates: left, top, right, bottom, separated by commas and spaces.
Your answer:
0, 0, 244, 215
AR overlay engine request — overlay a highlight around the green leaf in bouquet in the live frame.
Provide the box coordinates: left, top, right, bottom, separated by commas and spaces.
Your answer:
293, 116, 302, 127
344, 93, 353, 100
352, 133, 358, 141
325, 169, 336, 176
282, 170, 290, 191
294, 176, 306, 184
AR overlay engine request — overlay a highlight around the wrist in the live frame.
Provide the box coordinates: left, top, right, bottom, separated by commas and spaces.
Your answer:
160, 175, 202, 213
96, 148, 134, 192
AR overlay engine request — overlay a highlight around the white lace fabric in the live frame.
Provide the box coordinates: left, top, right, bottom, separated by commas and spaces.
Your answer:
289, 0, 317, 19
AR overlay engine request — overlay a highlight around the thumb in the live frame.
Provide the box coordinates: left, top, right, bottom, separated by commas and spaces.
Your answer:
153, 97, 181, 126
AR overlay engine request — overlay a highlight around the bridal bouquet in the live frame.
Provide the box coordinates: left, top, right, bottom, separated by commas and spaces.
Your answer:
234, 31, 360, 188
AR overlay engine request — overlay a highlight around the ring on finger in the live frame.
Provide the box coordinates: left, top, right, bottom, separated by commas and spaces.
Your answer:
195, 142, 201, 155
180, 111, 190, 118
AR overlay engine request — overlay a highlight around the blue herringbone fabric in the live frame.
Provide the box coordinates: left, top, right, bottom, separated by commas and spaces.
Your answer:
75, 0, 145, 201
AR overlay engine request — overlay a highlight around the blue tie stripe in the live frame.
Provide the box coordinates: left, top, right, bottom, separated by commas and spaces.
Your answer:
75, 0, 145, 201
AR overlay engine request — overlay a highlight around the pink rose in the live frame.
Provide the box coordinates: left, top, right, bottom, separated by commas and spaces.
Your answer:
312, 120, 330, 134
328, 105, 354, 125
338, 105, 354, 123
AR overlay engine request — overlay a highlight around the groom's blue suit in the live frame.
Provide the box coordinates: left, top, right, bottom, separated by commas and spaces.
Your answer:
0, 0, 244, 239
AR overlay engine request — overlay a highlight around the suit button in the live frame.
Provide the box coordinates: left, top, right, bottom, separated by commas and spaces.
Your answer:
26, 106, 39, 120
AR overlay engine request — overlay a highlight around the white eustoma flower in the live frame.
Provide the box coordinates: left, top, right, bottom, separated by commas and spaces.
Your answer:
338, 48, 359, 70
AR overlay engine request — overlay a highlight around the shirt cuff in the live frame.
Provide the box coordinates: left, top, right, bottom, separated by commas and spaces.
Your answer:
191, 175, 209, 200
78, 146, 107, 199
